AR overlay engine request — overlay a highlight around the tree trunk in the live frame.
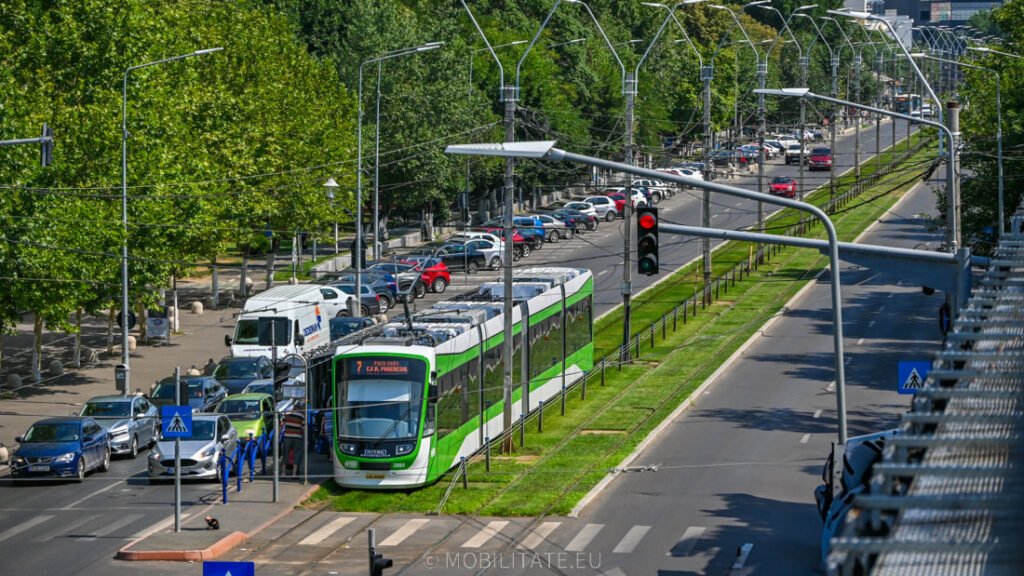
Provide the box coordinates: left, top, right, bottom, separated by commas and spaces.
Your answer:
32, 314, 42, 382
107, 308, 115, 355
136, 301, 147, 342
74, 308, 82, 368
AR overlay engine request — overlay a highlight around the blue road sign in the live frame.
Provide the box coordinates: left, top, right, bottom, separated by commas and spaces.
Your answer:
161, 405, 192, 438
203, 561, 254, 576
898, 361, 931, 395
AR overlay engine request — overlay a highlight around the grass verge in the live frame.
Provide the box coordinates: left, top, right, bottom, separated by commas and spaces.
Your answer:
308, 134, 935, 516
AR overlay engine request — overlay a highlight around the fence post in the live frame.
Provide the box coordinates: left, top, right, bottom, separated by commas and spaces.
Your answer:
538, 400, 544, 432
560, 379, 566, 415
519, 413, 525, 447
601, 361, 606, 386
484, 436, 490, 472
461, 456, 468, 489
673, 307, 678, 331
650, 322, 655, 347
634, 333, 640, 358
581, 374, 587, 401
662, 315, 666, 339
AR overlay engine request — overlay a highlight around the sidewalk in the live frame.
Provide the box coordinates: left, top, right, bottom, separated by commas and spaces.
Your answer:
116, 464, 331, 562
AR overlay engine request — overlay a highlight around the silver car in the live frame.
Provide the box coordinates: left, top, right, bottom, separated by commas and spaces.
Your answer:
80, 395, 158, 458
147, 414, 238, 482
530, 214, 571, 242
583, 195, 619, 221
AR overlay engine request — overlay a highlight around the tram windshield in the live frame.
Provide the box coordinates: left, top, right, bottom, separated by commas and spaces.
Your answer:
338, 356, 426, 441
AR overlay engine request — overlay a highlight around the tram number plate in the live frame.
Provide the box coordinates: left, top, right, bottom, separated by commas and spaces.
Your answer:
366, 473, 385, 479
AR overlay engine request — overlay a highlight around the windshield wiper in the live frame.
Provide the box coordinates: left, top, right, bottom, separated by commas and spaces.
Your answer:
373, 403, 413, 447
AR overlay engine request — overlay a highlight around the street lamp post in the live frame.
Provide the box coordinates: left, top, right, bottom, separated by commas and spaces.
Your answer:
795, 14, 840, 200
643, 2, 709, 299
367, 43, 442, 264
920, 52, 1004, 235
324, 178, 339, 255
121, 47, 222, 396
356, 43, 442, 315
467, 40, 528, 224
751, 4, 813, 200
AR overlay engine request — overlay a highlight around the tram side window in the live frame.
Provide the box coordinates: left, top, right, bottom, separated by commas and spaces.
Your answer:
529, 314, 558, 381
566, 297, 592, 358
436, 370, 461, 438
482, 343, 503, 408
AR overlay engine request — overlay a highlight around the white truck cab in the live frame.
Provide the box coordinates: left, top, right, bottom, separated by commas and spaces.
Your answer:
226, 284, 338, 358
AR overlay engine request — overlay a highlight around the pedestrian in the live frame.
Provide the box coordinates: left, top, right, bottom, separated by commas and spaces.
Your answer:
203, 357, 218, 375
281, 401, 306, 476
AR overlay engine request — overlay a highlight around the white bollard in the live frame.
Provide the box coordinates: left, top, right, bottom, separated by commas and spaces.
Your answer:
127, 335, 137, 351
191, 301, 204, 315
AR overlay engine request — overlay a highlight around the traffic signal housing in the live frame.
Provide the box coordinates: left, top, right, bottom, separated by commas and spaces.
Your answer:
637, 206, 659, 276
371, 553, 393, 576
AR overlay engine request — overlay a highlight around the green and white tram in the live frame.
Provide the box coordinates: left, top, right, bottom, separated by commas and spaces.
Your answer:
328, 267, 593, 489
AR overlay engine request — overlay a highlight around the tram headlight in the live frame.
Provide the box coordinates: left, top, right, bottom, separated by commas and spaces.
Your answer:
395, 444, 414, 456
340, 442, 359, 455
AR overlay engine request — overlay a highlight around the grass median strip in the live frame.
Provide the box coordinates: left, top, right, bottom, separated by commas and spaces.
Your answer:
308, 136, 935, 516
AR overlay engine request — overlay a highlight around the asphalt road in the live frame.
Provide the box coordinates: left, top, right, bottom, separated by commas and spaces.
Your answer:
572, 178, 945, 575
0, 117, 924, 576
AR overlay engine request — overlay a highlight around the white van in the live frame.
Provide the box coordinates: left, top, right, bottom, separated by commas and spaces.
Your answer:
226, 284, 339, 358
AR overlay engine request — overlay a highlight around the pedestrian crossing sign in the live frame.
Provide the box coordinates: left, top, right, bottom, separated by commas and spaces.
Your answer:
203, 561, 254, 576
898, 361, 931, 395
161, 405, 192, 438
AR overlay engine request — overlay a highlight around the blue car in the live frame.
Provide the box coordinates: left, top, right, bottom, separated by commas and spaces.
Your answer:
10, 417, 110, 482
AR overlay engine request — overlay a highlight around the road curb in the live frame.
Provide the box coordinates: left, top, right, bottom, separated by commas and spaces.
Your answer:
116, 482, 322, 562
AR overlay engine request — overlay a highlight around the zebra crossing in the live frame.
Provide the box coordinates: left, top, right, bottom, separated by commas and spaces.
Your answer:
227, 509, 713, 575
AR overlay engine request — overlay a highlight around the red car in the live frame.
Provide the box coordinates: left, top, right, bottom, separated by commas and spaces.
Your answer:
479, 227, 532, 258
606, 193, 628, 213
769, 176, 797, 198
808, 147, 833, 171
400, 257, 452, 294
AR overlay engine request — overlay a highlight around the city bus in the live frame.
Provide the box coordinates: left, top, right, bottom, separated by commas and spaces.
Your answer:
894, 93, 921, 115
325, 267, 594, 489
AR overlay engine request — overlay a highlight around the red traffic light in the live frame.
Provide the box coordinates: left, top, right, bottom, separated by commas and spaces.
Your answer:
639, 213, 657, 230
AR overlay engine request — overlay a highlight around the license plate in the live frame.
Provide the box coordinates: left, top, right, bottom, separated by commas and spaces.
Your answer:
365, 473, 385, 479
28, 465, 49, 472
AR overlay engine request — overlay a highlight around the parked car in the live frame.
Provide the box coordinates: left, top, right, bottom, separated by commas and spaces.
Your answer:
317, 271, 395, 311
80, 394, 158, 458
482, 217, 545, 250
450, 236, 505, 268
316, 284, 362, 316
10, 417, 110, 481
808, 147, 833, 171
368, 261, 428, 298
212, 356, 274, 396
413, 242, 488, 274
330, 283, 383, 316
562, 200, 598, 218
215, 393, 275, 442
150, 375, 229, 411
764, 140, 786, 156
147, 414, 237, 482
770, 176, 798, 198
631, 179, 672, 201
552, 208, 598, 232
477, 224, 535, 256
400, 256, 452, 294
582, 195, 620, 221
329, 316, 377, 340
602, 187, 647, 209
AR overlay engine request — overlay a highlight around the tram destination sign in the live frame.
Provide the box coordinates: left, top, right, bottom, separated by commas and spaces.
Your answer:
347, 357, 420, 377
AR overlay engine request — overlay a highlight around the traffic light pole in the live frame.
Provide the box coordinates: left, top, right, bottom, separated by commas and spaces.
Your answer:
622, 72, 635, 363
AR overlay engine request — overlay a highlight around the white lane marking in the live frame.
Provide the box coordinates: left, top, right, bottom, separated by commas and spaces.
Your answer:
0, 515, 53, 543
731, 543, 754, 571
813, 409, 822, 419
868, 320, 876, 328
566, 523, 604, 552
800, 434, 811, 444
856, 338, 865, 346
62, 480, 123, 510
825, 381, 836, 392
667, 526, 706, 557
735, 202, 744, 207
34, 514, 95, 542
520, 521, 560, 550
461, 520, 508, 548
299, 516, 355, 546
379, 518, 430, 546
76, 513, 143, 542
613, 525, 651, 554
598, 270, 609, 276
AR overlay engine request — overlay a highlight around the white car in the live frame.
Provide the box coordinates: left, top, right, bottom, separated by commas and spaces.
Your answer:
601, 187, 647, 209
563, 201, 597, 218
582, 195, 619, 221
462, 237, 505, 268
631, 179, 673, 201
317, 286, 357, 317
